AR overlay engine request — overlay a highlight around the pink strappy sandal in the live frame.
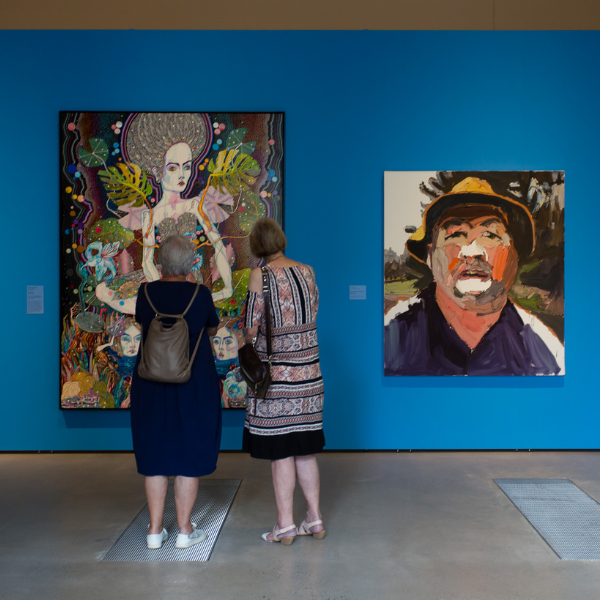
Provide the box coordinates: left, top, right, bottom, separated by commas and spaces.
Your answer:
261, 524, 297, 545
297, 519, 326, 539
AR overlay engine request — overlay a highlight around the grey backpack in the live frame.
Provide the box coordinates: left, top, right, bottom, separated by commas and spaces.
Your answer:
137, 283, 204, 384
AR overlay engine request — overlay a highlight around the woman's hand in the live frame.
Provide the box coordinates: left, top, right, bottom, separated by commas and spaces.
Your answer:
244, 327, 259, 344
211, 288, 233, 303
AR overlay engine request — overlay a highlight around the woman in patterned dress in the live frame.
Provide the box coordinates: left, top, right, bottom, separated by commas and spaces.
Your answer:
243, 218, 326, 545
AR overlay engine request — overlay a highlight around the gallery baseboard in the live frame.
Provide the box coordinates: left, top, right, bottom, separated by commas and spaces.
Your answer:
1, 449, 599, 454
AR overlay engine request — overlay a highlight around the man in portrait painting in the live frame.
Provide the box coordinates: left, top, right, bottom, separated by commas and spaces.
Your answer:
384, 177, 564, 376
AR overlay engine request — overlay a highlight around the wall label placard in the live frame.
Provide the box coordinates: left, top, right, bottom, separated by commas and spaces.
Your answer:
349, 285, 367, 300
27, 286, 44, 314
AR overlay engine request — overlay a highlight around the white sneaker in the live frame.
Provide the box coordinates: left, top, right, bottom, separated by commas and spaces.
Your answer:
175, 522, 207, 548
147, 527, 168, 549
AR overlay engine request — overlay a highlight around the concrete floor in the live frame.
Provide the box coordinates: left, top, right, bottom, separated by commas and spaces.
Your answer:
1, 452, 599, 600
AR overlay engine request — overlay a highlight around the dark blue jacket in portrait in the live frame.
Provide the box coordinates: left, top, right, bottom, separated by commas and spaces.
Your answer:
384, 285, 562, 376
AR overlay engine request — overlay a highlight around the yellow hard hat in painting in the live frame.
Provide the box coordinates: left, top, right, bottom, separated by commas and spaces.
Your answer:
406, 176, 536, 263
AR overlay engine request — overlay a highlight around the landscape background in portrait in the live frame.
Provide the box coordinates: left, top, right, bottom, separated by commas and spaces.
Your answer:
384, 170, 564, 368
60, 111, 284, 409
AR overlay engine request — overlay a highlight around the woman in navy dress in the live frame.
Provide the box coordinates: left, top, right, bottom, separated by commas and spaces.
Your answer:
130, 235, 221, 550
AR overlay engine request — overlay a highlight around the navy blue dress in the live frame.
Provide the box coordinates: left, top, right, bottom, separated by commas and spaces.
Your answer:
130, 281, 221, 477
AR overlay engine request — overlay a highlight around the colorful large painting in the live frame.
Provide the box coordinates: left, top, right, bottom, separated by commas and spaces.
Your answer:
60, 112, 284, 409
384, 171, 564, 376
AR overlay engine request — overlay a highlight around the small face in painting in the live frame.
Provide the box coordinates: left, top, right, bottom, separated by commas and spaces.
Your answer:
428, 205, 518, 309
155, 142, 193, 192
120, 324, 142, 357
212, 327, 240, 361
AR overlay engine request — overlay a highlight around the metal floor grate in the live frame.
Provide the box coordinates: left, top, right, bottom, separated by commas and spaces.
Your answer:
495, 478, 600, 560
103, 479, 241, 562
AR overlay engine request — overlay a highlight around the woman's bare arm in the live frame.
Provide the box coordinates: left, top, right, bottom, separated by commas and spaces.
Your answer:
244, 267, 264, 343
247, 267, 263, 292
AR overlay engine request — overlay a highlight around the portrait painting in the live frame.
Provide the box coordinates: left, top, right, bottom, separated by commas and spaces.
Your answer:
60, 111, 284, 408
384, 171, 564, 376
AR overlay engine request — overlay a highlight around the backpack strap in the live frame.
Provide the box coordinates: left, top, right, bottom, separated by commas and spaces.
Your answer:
188, 326, 205, 365
144, 283, 201, 318
178, 284, 204, 369
262, 266, 272, 361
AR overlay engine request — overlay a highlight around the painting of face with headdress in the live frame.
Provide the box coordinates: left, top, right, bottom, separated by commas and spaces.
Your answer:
60, 112, 284, 408
211, 316, 247, 408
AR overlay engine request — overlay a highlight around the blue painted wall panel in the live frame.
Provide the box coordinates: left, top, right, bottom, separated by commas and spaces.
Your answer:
1, 31, 597, 450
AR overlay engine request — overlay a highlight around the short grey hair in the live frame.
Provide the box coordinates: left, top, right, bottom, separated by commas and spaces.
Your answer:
158, 235, 195, 277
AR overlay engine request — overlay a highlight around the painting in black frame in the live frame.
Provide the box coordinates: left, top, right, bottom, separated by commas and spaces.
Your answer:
60, 111, 284, 409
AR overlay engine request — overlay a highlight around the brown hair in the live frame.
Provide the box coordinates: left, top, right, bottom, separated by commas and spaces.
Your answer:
249, 218, 287, 258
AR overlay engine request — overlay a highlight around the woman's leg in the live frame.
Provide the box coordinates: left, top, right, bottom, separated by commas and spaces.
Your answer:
145, 476, 169, 534
266, 456, 296, 540
295, 455, 324, 533
174, 476, 199, 535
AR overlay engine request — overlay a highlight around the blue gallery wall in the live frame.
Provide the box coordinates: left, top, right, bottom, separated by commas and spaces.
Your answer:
1, 30, 598, 450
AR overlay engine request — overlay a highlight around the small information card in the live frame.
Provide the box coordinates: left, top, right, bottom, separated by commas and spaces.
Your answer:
27, 286, 44, 315
349, 285, 366, 300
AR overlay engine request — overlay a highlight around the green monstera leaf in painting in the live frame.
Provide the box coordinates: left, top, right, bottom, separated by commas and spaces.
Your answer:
78, 138, 109, 167
208, 150, 260, 196
99, 163, 153, 208
213, 268, 251, 313
238, 191, 267, 233
225, 128, 257, 157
